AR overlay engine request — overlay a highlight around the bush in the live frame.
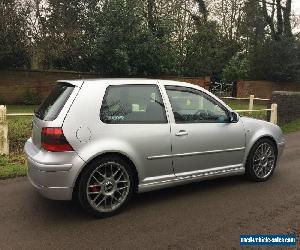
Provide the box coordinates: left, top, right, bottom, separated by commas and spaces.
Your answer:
8, 117, 32, 153
222, 53, 250, 84
0, 95, 6, 105
249, 38, 300, 82
24, 89, 40, 105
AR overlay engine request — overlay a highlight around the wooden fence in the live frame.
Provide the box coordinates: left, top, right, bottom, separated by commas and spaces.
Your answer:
221, 95, 278, 124
0, 96, 278, 155
0, 106, 9, 155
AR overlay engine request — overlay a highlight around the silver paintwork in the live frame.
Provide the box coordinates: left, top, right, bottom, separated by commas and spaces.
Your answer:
147, 147, 245, 160
24, 79, 285, 200
25, 138, 85, 200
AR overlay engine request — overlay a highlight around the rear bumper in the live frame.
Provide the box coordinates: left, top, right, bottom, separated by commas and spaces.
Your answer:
25, 138, 85, 200
27, 173, 73, 200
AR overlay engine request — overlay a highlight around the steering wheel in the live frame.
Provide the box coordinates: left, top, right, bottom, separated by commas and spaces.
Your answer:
194, 109, 209, 120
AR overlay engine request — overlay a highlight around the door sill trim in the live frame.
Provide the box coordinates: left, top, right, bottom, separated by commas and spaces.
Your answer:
138, 164, 244, 193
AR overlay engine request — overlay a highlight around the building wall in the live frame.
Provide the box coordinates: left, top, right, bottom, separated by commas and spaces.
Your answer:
0, 70, 98, 104
237, 80, 300, 99
270, 91, 300, 125
159, 76, 211, 89
0, 70, 210, 104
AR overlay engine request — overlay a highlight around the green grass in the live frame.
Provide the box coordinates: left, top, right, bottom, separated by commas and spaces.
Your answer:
224, 99, 267, 111
6, 105, 36, 113
282, 118, 300, 134
0, 105, 33, 179
224, 99, 268, 121
0, 154, 27, 179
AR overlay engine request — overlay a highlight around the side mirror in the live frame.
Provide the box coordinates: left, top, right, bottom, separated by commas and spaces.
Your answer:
229, 112, 239, 123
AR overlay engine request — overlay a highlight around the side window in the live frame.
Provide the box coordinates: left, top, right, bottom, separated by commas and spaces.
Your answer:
100, 84, 167, 124
165, 86, 229, 123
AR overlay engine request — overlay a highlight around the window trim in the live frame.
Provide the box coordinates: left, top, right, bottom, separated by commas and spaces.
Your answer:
100, 84, 168, 124
165, 85, 231, 124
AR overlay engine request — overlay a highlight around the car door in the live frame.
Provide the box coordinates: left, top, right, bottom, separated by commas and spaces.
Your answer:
164, 85, 246, 176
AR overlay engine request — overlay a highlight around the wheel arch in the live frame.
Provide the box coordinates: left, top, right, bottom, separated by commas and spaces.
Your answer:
244, 135, 278, 166
72, 152, 140, 200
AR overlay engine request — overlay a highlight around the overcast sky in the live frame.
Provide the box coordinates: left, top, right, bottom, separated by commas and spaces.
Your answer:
293, 1, 300, 15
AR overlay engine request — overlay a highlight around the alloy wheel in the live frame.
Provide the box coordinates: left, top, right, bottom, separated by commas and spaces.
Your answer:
252, 142, 276, 179
86, 162, 130, 212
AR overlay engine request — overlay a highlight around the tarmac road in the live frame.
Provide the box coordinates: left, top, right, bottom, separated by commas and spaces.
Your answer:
0, 131, 300, 249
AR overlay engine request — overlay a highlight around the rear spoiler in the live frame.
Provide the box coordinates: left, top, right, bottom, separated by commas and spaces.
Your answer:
56, 80, 84, 88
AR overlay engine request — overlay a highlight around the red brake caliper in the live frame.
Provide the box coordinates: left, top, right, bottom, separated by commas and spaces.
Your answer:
90, 182, 100, 193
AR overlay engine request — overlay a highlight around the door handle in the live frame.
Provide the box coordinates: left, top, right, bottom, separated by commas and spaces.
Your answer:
176, 130, 188, 136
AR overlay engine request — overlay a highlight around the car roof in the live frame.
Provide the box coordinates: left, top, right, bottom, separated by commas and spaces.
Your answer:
58, 78, 203, 89
58, 78, 232, 112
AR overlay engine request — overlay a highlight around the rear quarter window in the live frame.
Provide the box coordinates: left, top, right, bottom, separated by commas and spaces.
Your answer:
100, 84, 167, 124
35, 82, 74, 121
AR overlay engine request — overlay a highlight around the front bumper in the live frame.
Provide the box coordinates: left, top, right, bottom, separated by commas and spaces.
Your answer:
278, 139, 285, 159
25, 138, 85, 200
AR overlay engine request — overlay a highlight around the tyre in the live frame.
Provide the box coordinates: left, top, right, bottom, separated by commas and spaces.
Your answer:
245, 138, 278, 182
78, 155, 134, 217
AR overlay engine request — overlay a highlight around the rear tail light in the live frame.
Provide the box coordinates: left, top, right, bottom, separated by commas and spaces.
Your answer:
41, 127, 74, 152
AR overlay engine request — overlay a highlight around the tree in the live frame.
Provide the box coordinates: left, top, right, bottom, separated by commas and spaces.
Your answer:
250, 38, 299, 81
183, 0, 239, 78
0, 0, 29, 69
261, 0, 293, 40
2, 0, 300, 82
239, 0, 300, 82
221, 53, 250, 83
241, 0, 266, 50
41, 0, 87, 70
210, 0, 244, 42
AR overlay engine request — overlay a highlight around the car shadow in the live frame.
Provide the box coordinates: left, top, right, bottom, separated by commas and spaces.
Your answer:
129, 175, 249, 209
31, 174, 254, 221
31, 194, 91, 220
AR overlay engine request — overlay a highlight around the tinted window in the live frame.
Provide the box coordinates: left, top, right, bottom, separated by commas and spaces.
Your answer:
100, 85, 167, 124
35, 82, 74, 121
166, 86, 229, 123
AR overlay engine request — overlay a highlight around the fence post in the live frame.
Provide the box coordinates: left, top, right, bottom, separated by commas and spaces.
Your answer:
0, 105, 9, 155
249, 95, 254, 114
270, 103, 278, 125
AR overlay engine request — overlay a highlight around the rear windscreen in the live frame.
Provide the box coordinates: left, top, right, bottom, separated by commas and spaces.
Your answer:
35, 82, 74, 121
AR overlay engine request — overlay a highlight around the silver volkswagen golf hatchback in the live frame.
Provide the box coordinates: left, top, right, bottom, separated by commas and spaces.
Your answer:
25, 79, 285, 217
